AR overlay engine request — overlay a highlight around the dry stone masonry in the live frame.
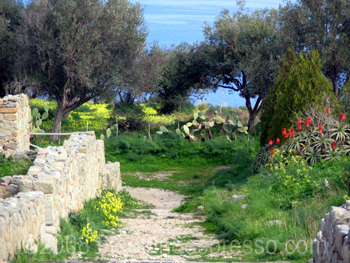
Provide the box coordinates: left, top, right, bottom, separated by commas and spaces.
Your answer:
313, 200, 350, 263
0, 94, 30, 151
0, 109, 121, 261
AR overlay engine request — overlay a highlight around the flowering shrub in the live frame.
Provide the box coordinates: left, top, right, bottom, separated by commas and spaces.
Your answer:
81, 223, 99, 244
254, 108, 350, 171
266, 149, 312, 194
94, 190, 124, 227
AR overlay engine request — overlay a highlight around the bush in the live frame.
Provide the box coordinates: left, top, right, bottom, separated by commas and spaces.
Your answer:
260, 46, 338, 146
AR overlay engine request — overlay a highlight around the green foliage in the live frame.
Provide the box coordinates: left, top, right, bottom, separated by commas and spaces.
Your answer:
30, 105, 49, 132
0, 154, 32, 179
260, 46, 337, 145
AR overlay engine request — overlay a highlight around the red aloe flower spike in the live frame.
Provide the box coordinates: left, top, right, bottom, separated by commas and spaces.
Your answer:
297, 119, 302, 126
331, 142, 335, 149
305, 121, 309, 128
282, 128, 287, 135
318, 126, 322, 133
276, 138, 280, 144
291, 128, 295, 135
269, 140, 273, 146
285, 134, 289, 139
308, 117, 312, 123
271, 150, 275, 155
298, 125, 302, 131
327, 108, 330, 113
340, 113, 345, 121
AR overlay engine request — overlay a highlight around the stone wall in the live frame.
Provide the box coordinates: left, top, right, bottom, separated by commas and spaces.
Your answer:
0, 94, 30, 151
313, 200, 350, 263
0, 132, 122, 262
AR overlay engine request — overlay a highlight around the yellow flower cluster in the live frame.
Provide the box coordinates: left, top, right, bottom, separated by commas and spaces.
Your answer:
81, 223, 98, 244
268, 149, 312, 193
95, 191, 124, 227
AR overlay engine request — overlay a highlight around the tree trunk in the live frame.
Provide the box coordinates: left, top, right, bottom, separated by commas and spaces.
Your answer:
62, 111, 70, 119
247, 112, 257, 133
51, 105, 65, 141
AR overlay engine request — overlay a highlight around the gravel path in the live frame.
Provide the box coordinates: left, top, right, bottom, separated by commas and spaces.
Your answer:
98, 187, 242, 262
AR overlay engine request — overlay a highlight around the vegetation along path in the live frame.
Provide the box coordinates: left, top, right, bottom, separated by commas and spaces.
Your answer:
98, 183, 243, 261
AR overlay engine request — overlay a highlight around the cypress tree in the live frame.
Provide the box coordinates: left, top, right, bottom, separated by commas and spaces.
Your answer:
260, 46, 335, 145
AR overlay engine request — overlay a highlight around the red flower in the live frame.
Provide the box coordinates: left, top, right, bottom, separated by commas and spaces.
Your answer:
305, 121, 309, 128
297, 119, 302, 126
270, 147, 275, 155
282, 128, 287, 135
291, 128, 295, 135
276, 138, 280, 144
331, 142, 335, 149
273, 140, 275, 145
340, 113, 345, 121
308, 117, 312, 123
269, 140, 273, 145
298, 125, 302, 131
318, 126, 322, 133
326, 108, 330, 113
285, 134, 289, 139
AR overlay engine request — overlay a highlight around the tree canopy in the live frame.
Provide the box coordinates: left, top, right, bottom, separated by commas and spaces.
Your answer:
279, 0, 350, 97
0, 0, 23, 97
12, 0, 147, 137
199, 6, 284, 132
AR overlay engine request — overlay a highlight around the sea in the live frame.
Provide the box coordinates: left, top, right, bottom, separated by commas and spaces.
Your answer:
130, 0, 290, 108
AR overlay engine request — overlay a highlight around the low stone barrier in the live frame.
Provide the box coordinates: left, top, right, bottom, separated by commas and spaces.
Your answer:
0, 94, 30, 151
313, 200, 350, 263
0, 132, 122, 262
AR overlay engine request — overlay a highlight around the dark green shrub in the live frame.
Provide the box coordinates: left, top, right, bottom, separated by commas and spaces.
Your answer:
260, 46, 338, 146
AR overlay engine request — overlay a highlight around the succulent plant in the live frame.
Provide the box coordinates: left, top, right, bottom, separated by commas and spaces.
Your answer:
30, 105, 49, 133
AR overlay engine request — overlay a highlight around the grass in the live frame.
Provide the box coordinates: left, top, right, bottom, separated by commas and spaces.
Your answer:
0, 154, 32, 179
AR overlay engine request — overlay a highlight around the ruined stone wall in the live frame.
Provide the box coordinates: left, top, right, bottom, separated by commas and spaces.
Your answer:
0, 94, 30, 151
313, 200, 350, 263
0, 132, 122, 262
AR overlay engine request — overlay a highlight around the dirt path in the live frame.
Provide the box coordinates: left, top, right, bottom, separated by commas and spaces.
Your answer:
98, 187, 243, 262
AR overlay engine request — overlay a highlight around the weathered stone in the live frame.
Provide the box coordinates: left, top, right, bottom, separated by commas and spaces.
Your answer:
18, 179, 34, 192
0, 108, 18, 113
45, 226, 57, 235
42, 195, 55, 225
33, 177, 55, 194
3, 142, 17, 150
4, 114, 17, 121
231, 194, 246, 200
42, 233, 58, 254
6, 184, 19, 195
0, 176, 12, 184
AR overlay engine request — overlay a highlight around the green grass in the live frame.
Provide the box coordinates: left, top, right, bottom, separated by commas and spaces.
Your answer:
0, 154, 32, 179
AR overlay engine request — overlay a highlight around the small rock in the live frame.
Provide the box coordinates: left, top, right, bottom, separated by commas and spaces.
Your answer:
0, 176, 12, 184
241, 204, 248, 209
266, 220, 282, 226
6, 184, 19, 195
196, 205, 205, 212
325, 178, 330, 188
231, 194, 246, 200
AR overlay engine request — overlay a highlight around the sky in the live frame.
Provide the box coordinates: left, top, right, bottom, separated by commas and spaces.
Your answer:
130, 0, 289, 108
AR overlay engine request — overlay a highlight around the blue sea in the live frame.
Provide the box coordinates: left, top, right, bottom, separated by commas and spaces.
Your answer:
130, 0, 289, 107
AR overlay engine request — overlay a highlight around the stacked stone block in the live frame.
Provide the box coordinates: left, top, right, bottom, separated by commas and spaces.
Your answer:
313, 201, 350, 263
0, 94, 30, 151
0, 132, 122, 262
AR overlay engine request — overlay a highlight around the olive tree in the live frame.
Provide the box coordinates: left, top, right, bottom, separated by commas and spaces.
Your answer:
13, 0, 147, 138
201, 5, 284, 132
